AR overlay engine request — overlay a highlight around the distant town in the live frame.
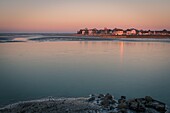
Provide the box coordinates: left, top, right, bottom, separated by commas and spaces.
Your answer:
77, 28, 170, 36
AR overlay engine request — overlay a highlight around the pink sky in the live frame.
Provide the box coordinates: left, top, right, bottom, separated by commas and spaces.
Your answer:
0, 0, 170, 32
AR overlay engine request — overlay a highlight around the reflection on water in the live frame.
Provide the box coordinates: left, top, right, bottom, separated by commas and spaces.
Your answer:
120, 42, 124, 63
0, 41, 170, 106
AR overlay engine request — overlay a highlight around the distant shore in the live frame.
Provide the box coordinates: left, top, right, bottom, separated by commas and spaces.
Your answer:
74, 34, 170, 39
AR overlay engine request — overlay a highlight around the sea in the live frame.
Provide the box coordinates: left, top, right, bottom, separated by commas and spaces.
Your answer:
0, 33, 170, 107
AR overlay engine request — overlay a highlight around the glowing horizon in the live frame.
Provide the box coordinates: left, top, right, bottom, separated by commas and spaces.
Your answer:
0, 0, 170, 33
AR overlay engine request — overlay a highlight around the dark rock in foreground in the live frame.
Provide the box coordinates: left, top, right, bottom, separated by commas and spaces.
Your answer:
88, 94, 169, 113
0, 94, 169, 113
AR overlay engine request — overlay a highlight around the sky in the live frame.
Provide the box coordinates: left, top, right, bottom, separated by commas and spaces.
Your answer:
0, 0, 170, 33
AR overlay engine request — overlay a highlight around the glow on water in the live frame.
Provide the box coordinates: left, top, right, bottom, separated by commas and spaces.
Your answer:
0, 41, 170, 106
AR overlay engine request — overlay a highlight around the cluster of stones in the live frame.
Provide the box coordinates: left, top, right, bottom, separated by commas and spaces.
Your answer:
88, 93, 118, 112
88, 94, 168, 113
0, 94, 168, 113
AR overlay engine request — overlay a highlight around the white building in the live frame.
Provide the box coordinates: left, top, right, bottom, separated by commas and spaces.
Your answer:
113, 28, 124, 35
126, 29, 137, 35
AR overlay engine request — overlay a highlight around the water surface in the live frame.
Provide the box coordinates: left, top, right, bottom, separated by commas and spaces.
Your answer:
0, 41, 170, 106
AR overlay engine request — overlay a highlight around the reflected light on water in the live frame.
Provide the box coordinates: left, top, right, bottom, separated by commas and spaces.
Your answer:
119, 42, 124, 63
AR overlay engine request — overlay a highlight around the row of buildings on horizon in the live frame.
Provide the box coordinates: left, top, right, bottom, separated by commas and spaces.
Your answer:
77, 28, 170, 36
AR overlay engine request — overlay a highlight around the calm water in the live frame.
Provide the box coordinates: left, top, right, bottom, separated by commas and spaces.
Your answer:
0, 41, 170, 106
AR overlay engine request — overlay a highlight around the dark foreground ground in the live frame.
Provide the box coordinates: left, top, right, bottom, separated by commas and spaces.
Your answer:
0, 94, 169, 113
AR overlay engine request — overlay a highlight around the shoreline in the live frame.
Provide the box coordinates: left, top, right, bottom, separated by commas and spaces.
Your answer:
0, 94, 169, 113
28, 35, 170, 43
1, 34, 170, 43
74, 34, 170, 39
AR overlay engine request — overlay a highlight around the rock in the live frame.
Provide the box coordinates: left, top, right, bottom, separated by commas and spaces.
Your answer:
121, 96, 126, 100
129, 101, 138, 110
155, 104, 166, 112
109, 106, 115, 110
96, 99, 100, 104
118, 99, 126, 104
145, 102, 154, 108
98, 94, 104, 98
118, 108, 127, 113
137, 103, 146, 112
101, 99, 110, 107
145, 96, 153, 102
105, 93, 113, 100
118, 96, 127, 104
128, 99, 146, 112
0, 94, 169, 113
88, 97, 95, 102
111, 99, 117, 104
118, 102, 128, 109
